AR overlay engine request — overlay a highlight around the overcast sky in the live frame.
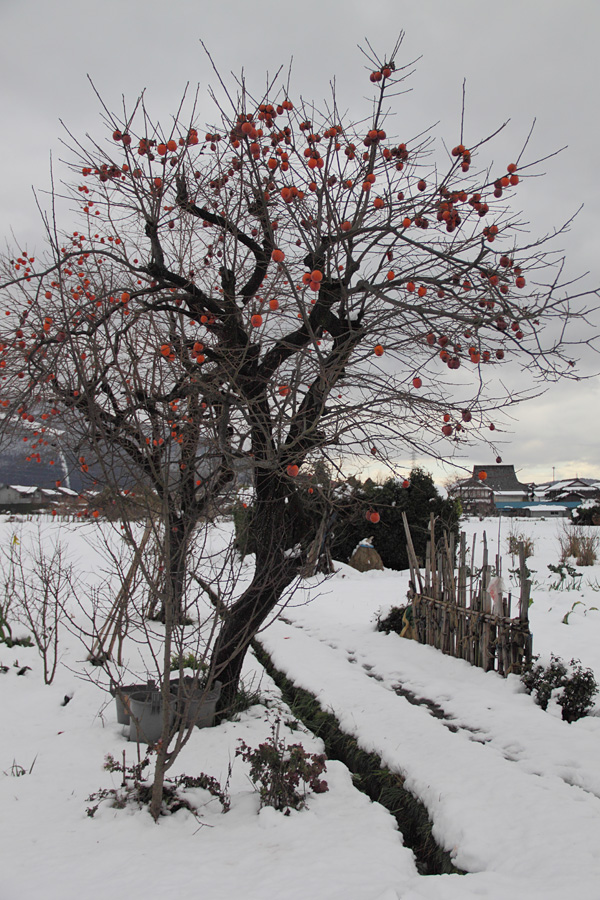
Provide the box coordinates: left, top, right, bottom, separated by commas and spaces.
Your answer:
1, 0, 598, 486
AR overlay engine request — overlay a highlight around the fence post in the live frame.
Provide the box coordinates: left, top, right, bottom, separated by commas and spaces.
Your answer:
517, 542, 533, 673
519, 543, 531, 624
401, 511, 423, 594
457, 533, 467, 659
429, 513, 437, 601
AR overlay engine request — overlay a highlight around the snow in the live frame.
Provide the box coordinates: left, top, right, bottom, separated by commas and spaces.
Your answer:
578, 498, 600, 510
520, 504, 568, 511
1, 514, 600, 899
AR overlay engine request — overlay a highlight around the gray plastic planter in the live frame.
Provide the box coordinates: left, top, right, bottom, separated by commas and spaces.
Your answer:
170, 678, 222, 728
113, 681, 156, 725
128, 690, 177, 745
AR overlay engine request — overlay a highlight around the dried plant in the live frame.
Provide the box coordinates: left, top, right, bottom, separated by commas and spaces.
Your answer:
507, 530, 535, 560
557, 524, 598, 567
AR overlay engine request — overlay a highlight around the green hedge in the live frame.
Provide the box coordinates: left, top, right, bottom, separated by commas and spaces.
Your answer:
330, 468, 460, 570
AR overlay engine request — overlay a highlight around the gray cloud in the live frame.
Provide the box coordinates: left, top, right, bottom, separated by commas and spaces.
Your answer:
1, 0, 598, 483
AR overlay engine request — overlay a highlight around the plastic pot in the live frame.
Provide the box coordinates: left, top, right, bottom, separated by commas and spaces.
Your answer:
128, 690, 177, 745
170, 678, 222, 728
113, 681, 156, 725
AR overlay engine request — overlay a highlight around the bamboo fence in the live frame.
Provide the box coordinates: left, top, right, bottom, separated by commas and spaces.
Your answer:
402, 513, 533, 676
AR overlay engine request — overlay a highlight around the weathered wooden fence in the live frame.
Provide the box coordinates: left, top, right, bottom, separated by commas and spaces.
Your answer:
402, 513, 532, 676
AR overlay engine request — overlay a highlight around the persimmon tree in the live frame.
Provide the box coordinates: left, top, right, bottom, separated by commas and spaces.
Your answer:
0, 39, 594, 722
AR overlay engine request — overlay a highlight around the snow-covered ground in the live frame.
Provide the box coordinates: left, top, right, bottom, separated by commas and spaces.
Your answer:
1, 514, 599, 900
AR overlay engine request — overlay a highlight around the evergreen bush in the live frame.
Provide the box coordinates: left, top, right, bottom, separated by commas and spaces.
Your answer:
521, 654, 598, 722
330, 468, 460, 571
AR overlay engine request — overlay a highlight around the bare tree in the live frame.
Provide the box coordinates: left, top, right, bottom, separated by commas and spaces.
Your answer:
1, 527, 70, 684
0, 37, 596, 733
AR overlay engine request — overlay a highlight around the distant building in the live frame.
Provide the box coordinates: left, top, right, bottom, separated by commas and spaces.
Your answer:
0, 483, 82, 514
452, 467, 600, 517
452, 465, 531, 515
535, 478, 600, 508
517, 504, 570, 519
0, 484, 45, 513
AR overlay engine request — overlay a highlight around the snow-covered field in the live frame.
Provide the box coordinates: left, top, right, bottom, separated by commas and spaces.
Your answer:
1, 514, 599, 900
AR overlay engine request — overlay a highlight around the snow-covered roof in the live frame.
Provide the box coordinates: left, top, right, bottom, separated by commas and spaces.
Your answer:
521, 504, 569, 512
2, 484, 40, 495
539, 478, 600, 492
493, 490, 529, 496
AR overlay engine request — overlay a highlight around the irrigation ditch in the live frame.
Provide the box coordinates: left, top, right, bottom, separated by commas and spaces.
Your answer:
252, 639, 465, 877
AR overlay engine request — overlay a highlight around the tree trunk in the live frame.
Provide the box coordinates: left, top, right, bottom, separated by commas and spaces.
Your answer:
149, 571, 176, 821
155, 513, 193, 625
212, 559, 296, 714
149, 741, 169, 821
211, 467, 303, 713
211, 393, 322, 712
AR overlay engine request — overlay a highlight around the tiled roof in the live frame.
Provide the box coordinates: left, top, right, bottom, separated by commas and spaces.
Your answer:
468, 465, 530, 492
